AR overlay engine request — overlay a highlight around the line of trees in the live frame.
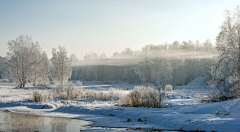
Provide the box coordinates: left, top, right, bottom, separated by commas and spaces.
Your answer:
2, 35, 215, 88
6, 35, 72, 88
83, 39, 215, 62
72, 38, 215, 87
72, 58, 213, 87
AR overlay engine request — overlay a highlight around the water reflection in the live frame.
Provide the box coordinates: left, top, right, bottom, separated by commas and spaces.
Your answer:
3, 112, 45, 131
0, 112, 92, 132
50, 117, 68, 132
0, 112, 171, 132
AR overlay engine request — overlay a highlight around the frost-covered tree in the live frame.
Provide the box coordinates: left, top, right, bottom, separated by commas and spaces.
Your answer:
29, 51, 50, 86
7, 35, 42, 87
39, 52, 50, 83
121, 47, 134, 57
0, 56, 8, 75
51, 46, 72, 87
30, 48, 43, 86
99, 53, 107, 59
70, 54, 81, 66
83, 52, 99, 62
113, 52, 120, 58
210, 6, 240, 99
203, 39, 213, 52
195, 40, 200, 52
70, 54, 78, 62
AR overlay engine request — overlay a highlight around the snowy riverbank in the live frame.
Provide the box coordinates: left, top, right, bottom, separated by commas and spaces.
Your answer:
0, 82, 240, 132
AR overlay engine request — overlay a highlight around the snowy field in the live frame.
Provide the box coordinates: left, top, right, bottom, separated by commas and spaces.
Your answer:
0, 81, 240, 132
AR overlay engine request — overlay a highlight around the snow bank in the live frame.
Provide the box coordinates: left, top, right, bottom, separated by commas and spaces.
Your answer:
0, 82, 240, 132
187, 76, 207, 86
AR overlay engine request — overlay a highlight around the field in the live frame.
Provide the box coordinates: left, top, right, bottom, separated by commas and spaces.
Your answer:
0, 80, 239, 132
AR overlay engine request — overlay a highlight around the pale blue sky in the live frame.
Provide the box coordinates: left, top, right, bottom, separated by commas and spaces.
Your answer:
0, 0, 239, 59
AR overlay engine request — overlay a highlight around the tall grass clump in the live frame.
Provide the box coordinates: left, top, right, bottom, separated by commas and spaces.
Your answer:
120, 86, 165, 108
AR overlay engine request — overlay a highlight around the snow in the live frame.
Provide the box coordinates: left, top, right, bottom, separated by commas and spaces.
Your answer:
186, 76, 208, 86
82, 81, 143, 91
0, 81, 240, 132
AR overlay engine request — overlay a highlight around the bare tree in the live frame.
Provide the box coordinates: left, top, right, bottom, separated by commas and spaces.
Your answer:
210, 6, 240, 100
34, 51, 51, 85
31, 48, 43, 86
0, 56, 9, 79
203, 39, 213, 52
51, 46, 72, 88
7, 35, 42, 88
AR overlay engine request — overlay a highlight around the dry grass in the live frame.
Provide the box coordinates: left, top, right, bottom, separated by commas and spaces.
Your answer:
120, 86, 165, 108
33, 90, 53, 102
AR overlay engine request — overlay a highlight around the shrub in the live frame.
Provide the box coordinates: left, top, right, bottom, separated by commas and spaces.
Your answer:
55, 82, 84, 100
83, 90, 110, 101
83, 88, 121, 101
55, 85, 64, 94
108, 88, 119, 99
33, 90, 53, 102
76, 81, 82, 86
165, 84, 173, 92
0, 79, 10, 82
96, 91, 109, 101
207, 89, 234, 102
120, 86, 165, 108
33, 91, 42, 102
33, 77, 50, 87
83, 89, 97, 99
66, 82, 81, 100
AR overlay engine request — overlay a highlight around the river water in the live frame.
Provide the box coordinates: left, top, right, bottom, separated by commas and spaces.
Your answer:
0, 112, 177, 132
0, 112, 130, 132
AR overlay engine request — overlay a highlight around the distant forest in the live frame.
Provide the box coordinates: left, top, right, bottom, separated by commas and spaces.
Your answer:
71, 39, 215, 86
0, 39, 215, 87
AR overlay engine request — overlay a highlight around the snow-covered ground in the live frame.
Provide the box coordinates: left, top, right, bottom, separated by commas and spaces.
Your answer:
0, 81, 240, 132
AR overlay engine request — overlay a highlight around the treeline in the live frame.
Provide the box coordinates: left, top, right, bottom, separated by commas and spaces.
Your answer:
71, 39, 215, 86
1, 36, 215, 87
83, 39, 215, 62
72, 58, 214, 86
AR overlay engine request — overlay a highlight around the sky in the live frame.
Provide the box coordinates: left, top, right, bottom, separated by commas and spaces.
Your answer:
0, 0, 239, 59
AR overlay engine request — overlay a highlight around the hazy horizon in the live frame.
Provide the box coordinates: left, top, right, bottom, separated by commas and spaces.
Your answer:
0, 0, 239, 59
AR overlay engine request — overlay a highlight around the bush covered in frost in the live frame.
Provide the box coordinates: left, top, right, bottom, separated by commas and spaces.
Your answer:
0, 79, 10, 82
66, 82, 83, 99
33, 90, 53, 102
33, 77, 50, 87
76, 80, 82, 86
83, 88, 121, 101
165, 84, 173, 92
120, 86, 165, 108
55, 82, 84, 100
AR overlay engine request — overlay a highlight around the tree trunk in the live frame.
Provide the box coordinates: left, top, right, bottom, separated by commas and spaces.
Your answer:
238, 29, 240, 74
